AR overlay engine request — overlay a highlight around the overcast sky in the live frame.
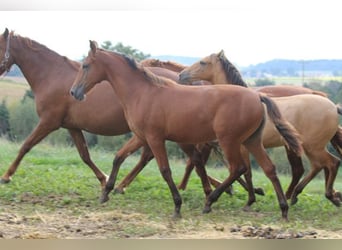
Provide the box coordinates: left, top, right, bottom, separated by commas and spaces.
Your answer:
1, 0, 342, 66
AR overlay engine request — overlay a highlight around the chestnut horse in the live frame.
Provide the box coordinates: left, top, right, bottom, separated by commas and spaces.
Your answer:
0, 28, 216, 197
179, 50, 342, 206
70, 41, 303, 220
119, 57, 338, 198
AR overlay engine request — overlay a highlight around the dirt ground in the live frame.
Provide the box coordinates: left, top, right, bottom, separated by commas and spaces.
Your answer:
1, 203, 341, 239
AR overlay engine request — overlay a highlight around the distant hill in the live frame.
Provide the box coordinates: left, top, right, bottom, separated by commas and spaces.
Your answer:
154, 56, 342, 77
241, 59, 342, 77
5, 65, 23, 77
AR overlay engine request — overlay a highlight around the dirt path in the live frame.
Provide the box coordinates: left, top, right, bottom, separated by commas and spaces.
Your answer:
1, 205, 341, 239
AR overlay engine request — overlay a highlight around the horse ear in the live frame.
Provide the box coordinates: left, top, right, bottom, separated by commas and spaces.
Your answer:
3, 28, 9, 38
89, 40, 98, 55
217, 50, 225, 58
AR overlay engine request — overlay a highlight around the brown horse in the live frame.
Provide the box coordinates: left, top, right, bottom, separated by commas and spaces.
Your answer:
179, 50, 342, 206
0, 28, 215, 198
70, 41, 303, 220
141, 58, 186, 72
120, 58, 336, 197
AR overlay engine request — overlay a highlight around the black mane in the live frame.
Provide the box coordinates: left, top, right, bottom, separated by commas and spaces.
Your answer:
218, 55, 248, 87
116, 52, 169, 86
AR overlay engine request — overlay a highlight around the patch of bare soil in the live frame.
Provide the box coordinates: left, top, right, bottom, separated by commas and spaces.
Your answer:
0, 204, 341, 239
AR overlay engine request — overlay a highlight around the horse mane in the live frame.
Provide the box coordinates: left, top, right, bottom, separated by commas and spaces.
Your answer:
10, 30, 79, 70
109, 51, 172, 86
141, 58, 186, 72
162, 60, 186, 71
218, 54, 248, 87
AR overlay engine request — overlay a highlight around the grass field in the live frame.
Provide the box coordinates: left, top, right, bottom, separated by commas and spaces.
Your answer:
0, 75, 341, 238
0, 77, 29, 104
0, 138, 341, 238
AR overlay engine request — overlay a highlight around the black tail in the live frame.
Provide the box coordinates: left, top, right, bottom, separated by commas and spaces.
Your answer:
259, 94, 303, 156
330, 105, 342, 159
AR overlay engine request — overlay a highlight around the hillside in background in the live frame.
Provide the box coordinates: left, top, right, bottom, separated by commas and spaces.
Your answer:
5, 58, 342, 78
241, 59, 342, 77
154, 56, 342, 77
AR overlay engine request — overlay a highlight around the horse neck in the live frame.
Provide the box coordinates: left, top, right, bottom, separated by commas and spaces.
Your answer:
102, 54, 153, 104
10, 36, 77, 93
211, 68, 231, 85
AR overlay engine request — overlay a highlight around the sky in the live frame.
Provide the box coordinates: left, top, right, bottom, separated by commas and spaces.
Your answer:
1, 0, 342, 67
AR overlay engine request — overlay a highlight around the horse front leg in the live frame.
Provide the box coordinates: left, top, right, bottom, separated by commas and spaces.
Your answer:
114, 145, 154, 194
148, 137, 182, 219
1, 120, 58, 183
101, 135, 145, 203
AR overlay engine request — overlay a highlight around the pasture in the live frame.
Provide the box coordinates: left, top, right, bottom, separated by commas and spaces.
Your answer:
0, 138, 341, 239
0, 77, 29, 104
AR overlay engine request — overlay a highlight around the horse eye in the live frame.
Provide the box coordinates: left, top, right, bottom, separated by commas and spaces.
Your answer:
82, 64, 89, 70
200, 61, 207, 66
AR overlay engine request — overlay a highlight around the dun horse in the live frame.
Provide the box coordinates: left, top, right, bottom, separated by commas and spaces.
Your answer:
0, 28, 216, 197
70, 41, 303, 220
179, 50, 342, 206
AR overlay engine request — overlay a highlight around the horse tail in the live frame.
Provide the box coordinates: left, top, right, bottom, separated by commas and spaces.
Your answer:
330, 105, 342, 159
337, 104, 342, 115
259, 94, 303, 156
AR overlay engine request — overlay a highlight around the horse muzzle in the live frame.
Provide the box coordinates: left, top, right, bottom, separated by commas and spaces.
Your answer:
70, 85, 86, 101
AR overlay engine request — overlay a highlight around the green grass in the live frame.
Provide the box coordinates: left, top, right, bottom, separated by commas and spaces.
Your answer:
0, 138, 342, 234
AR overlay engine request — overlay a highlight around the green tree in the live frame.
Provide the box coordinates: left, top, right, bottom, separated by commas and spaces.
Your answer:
255, 78, 275, 86
0, 99, 10, 137
101, 41, 150, 62
9, 98, 39, 141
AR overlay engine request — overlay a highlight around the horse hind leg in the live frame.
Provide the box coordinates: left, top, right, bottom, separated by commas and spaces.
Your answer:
203, 141, 248, 214
291, 150, 341, 207
323, 154, 341, 206
243, 135, 288, 221
68, 129, 108, 190
178, 143, 234, 195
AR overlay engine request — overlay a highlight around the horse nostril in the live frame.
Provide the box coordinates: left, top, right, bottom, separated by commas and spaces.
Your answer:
70, 89, 75, 97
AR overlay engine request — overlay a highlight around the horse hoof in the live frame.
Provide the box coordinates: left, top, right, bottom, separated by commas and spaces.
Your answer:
0, 178, 10, 184
202, 206, 212, 214
100, 193, 110, 203
334, 191, 342, 201
242, 205, 251, 212
331, 198, 341, 207
255, 188, 265, 196
113, 187, 125, 194
172, 212, 182, 220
